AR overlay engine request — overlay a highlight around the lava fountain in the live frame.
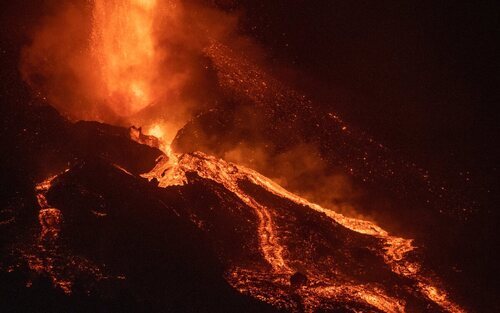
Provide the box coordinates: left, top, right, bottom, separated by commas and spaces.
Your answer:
91, 0, 159, 117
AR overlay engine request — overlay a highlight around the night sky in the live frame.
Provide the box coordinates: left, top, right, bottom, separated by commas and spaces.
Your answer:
232, 1, 499, 176
226, 2, 499, 242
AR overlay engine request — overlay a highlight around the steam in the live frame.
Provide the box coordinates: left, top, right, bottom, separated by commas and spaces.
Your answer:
222, 142, 371, 220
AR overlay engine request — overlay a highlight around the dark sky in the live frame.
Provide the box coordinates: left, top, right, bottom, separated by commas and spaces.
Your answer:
229, 1, 499, 178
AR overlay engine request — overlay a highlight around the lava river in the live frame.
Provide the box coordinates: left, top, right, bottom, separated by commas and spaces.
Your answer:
138, 145, 465, 313
12, 124, 466, 312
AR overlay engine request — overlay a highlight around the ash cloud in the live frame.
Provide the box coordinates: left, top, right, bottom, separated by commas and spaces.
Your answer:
223, 142, 369, 220
20, 0, 244, 136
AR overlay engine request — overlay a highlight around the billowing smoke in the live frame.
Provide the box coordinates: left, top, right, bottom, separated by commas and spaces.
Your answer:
21, 0, 240, 142
222, 142, 370, 220
20, 0, 379, 225
20, 2, 105, 119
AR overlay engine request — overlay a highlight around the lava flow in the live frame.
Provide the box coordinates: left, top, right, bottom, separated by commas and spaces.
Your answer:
35, 173, 65, 243
22, 171, 76, 294
135, 128, 465, 313
9, 0, 471, 311
12, 169, 108, 297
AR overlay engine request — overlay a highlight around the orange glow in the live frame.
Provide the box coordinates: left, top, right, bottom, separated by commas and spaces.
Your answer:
26, 170, 107, 295
92, 0, 159, 116
140, 150, 465, 312
21, 0, 235, 134
30, 170, 72, 293
35, 173, 66, 241
19, 1, 466, 310
147, 124, 165, 139
142, 123, 179, 154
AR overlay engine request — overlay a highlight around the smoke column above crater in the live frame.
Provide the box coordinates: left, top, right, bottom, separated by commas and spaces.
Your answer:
20, 0, 238, 134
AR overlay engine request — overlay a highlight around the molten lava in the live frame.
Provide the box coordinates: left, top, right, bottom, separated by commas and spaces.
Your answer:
12, 1, 470, 311
91, 0, 159, 116
136, 131, 465, 312
28, 170, 75, 294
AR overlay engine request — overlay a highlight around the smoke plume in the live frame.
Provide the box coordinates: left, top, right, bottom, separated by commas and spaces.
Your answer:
21, 0, 241, 142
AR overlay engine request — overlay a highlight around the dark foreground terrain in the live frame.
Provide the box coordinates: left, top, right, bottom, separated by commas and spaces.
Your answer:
0, 93, 472, 312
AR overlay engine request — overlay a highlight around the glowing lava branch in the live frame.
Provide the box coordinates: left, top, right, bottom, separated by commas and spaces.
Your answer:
142, 150, 291, 273
31, 170, 72, 293
132, 121, 290, 273
92, 0, 159, 116
141, 150, 465, 313
26, 170, 108, 295
239, 164, 465, 313
35, 173, 66, 242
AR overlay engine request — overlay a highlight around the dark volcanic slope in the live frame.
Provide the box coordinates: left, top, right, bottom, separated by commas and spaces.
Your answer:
0, 103, 279, 313
138, 151, 464, 312
2, 151, 459, 313
1, 101, 464, 312
173, 43, 498, 312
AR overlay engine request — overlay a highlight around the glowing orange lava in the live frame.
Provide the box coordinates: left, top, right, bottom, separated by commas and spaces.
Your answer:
25, 170, 108, 295
140, 147, 465, 313
92, 0, 159, 116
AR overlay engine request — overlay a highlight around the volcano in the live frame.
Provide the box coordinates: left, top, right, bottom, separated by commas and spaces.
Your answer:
0, 101, 464, 313
1, 1, 498, 312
